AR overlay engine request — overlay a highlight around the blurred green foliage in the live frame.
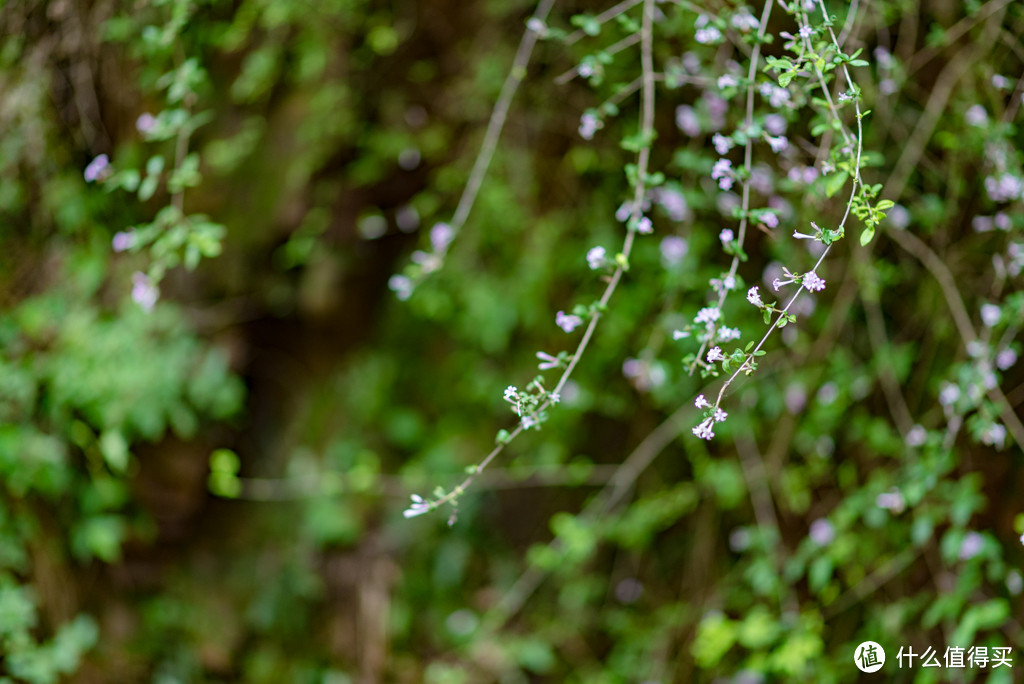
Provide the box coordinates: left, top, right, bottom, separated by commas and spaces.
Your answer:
0, 0, 1022, 682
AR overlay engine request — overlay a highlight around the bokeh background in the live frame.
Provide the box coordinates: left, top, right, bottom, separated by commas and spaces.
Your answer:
1, 0, 1023, 682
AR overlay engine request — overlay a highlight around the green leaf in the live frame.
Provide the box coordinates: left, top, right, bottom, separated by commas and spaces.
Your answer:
824, 170, 849, 198
859, 226, 875, 246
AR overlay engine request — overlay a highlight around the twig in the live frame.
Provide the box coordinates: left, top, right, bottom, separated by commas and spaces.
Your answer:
416, 0, 658, 515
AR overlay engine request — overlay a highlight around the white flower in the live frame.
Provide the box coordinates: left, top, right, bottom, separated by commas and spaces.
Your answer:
521, 414, 538, 430
798, 25, 813, 39
717, 74, 739, 89
692, 417, 715, 439
746, 286, 764, 308
713, 408, 728, 422
549, 393, 560, 404
556, 310, 584, 333
403, 494, 431, 518
536, 351, 559, 370
761, 212, 779, 229
587, 246, 607, 270
718, 326, 740, 342
695, 394, 711, 409
707, 346, 726, 363
803, 271, 826, 292
694, 307, 720, 326
672, 329, 689, 340
504, 386, 518, 401
719, 228, 734, 244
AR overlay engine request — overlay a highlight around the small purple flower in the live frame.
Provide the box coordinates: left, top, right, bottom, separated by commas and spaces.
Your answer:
112, 231, 136, 252
803, 272, 826, 292
675, 105, 700, 137
536, 351, 559, 370
713, 133, 733, 155
980, 303, 1001, 328
707, 346, 726, 363
766, 135, 788, 153
763, 114, 787, 135
712, 158, 733, 190
695, 394, 711, 409
389, 274, 414, 300
131, 272, 159, 312
636, 216, 653, 234
403, 494, 431, 518
653, 187, 689, 221
760, 212, 779, 229
430, 222, 455, 252
586, 246, 607, 270
694, 16, 722, 44
996, 348, 1017, 370
965, 105, 988, 127
719, 228, 734, 244
579, 112, 601, 140
746, 286, 764, 308
959, 532, 984, 560
876, 489, 906, 513
136, 112, 157, 134
659, 236, 688, 266
809, 518, 835, 547
692, 417, 715, 440
84, 154, 110, 182
556, 310, 583, 333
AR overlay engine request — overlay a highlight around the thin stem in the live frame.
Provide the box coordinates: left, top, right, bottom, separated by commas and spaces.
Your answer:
688, 0, 775, 375
421, 0, 657, 515
447, 0, 557, 239
555, 32, 640, 84
563, 0, 644, 45
706, 1, 868, 415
